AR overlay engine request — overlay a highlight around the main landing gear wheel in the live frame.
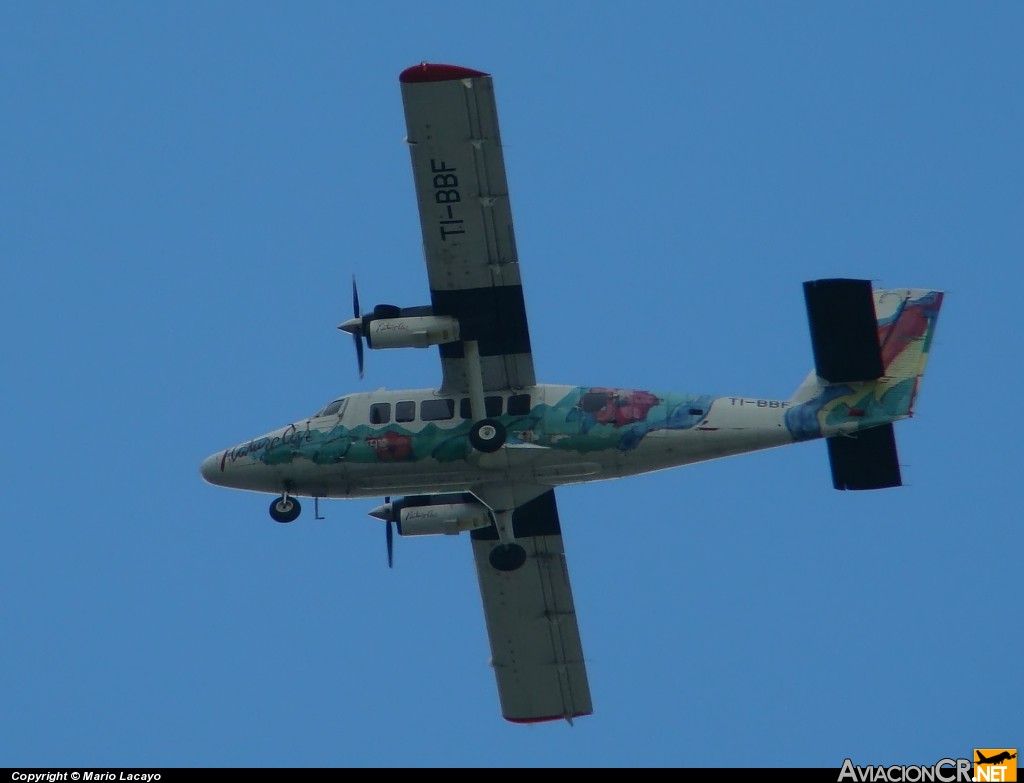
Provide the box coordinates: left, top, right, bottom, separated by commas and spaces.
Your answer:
269, 496, 301, 524
469, 419, 506, 453
489, 543, 527, 572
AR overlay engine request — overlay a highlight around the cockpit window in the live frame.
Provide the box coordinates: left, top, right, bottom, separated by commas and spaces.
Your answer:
316, 398, 347, 418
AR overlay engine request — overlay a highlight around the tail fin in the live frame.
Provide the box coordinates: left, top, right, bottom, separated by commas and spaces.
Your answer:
792, 282, 945, 416
793, 280, 944, 491
874, 288, 944, 416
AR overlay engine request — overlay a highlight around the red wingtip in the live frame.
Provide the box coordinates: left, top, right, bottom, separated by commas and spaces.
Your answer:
400, 62, 488, 83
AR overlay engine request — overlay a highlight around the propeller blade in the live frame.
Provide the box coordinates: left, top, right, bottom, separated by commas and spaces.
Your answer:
347, 275, 365, 378
386, 521, 394, 569
385, 496, 393, 568
369, 498, 395, 567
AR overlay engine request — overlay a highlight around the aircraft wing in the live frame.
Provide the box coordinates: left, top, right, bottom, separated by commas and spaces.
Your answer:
400, 63, 535, 394
469, 491, 593, 723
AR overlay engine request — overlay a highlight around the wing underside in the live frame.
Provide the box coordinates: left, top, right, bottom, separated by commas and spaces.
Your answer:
470, 491, 592, 723
400, 65, 585, 723
400, 64, 535, 393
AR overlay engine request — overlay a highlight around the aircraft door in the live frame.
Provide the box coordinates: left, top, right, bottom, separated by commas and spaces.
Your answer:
506, 389, 542, 445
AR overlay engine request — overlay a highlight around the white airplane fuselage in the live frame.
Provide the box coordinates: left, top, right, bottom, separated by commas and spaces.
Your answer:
200, 382, 874, 501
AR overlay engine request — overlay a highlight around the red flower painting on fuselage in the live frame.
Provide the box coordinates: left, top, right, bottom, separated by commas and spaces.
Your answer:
579, 388, 660, 428
366, 431, 414, 461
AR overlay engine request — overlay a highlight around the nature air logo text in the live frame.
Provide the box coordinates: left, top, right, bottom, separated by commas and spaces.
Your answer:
974, 750, 1017, 783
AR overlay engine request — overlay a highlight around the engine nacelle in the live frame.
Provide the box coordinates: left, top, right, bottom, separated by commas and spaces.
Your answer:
369, 494, 494, 537
365, 315, 460, 350
397, 503, 492, 536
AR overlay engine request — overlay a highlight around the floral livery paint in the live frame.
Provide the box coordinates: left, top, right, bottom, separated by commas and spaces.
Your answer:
226, 386, 715, 469
785, 290, 943, 441
560, 387, 713, 451
365, 431, 414, 461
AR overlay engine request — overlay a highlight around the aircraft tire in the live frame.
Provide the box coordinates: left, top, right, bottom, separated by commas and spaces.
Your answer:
489, 543, 527, 572
469, 419, 506, 453
269, 496, 302, 523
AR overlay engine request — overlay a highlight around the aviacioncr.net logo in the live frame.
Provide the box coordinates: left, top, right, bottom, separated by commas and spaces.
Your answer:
838, 758, 973, 782
974, 749, 1017, 782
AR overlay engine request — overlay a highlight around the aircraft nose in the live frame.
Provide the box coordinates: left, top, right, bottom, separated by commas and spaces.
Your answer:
200, 451, 225, 485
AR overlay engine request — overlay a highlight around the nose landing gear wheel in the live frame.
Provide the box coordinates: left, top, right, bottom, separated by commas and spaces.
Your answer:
269, 496, 301, 523
489, 543, 527, 572
469, 419, 506, 453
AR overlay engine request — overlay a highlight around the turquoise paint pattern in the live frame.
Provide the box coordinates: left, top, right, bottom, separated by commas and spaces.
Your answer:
225, 387, 716, 468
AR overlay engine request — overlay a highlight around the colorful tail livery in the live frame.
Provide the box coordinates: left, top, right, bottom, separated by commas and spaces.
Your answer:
796, 279, 944, 490
876, 287, 944, 414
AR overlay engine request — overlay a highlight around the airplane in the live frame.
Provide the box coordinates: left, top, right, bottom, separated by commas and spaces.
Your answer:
199, 61, 945, 724
977, 752, 1017, 765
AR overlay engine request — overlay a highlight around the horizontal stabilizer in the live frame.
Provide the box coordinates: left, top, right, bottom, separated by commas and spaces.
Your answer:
804, 279, 884, 382
827, 423, 902, 490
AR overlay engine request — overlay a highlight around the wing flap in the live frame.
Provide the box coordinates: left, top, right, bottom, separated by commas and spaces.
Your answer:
400, 65, 535, 392
401, 70, 519, 291
470, 491, 592, 723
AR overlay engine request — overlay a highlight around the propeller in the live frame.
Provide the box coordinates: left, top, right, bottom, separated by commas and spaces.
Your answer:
384, 496, 394, 568
370, 496, 396, 568
338, 275, 365, 378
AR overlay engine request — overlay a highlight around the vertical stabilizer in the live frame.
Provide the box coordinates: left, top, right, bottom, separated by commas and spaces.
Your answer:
874, 288, 944, 417
796, 280, 944, 491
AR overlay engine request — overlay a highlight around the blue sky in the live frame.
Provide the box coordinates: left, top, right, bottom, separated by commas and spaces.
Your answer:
3, 2, 1021, 768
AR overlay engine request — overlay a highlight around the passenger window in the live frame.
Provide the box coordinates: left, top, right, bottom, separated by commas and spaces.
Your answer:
581, 392, 609, 413
508, 394, 531, 415
395, 401, 415, 423
369, 403, 391, 424
421, 399, 454, 421
487, 396, 503, 417
458, 396, 503, 419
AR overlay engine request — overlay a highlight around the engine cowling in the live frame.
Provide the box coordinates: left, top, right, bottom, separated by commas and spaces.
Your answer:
365, 315, 460, 350
369, 496, 493, 537
398, 503, 491, 536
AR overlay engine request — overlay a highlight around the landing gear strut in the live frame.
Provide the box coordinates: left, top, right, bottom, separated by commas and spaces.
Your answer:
269, 494, 301, 523
484, 507, 527, 572
463, 339, 507, 454
464, 338, 520, 569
